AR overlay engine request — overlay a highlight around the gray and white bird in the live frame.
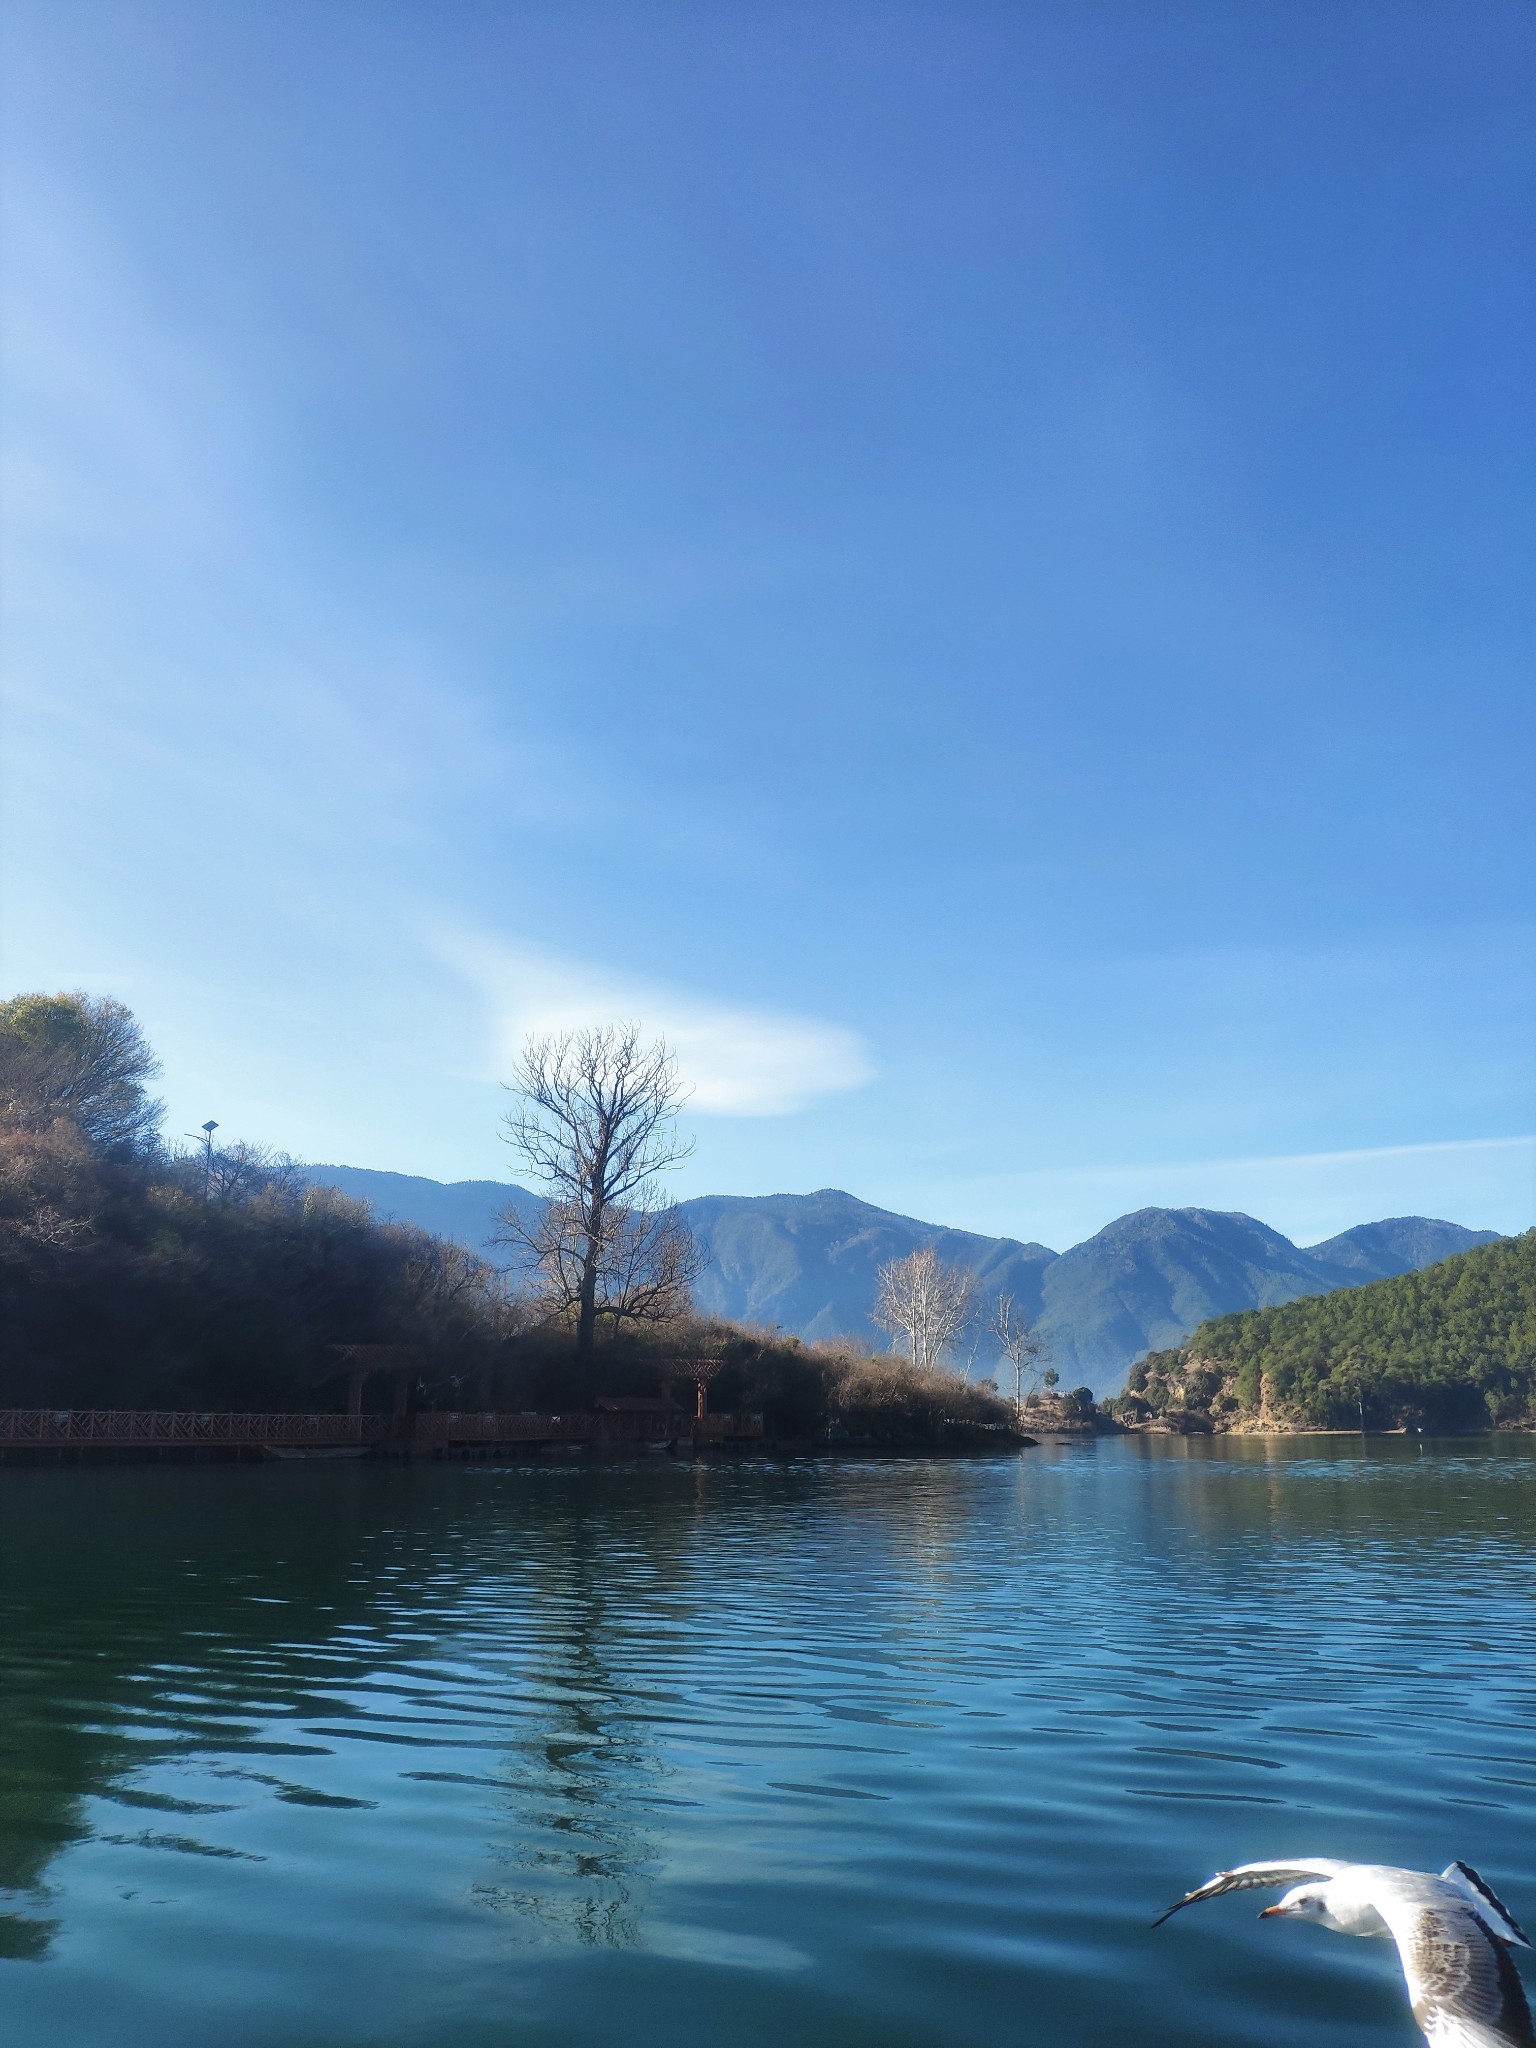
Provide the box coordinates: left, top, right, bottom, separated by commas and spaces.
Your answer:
1154, 1857, 1533, 2047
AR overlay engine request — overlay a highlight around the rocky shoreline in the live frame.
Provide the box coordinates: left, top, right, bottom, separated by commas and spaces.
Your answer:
1121, 1414, 1534, 1437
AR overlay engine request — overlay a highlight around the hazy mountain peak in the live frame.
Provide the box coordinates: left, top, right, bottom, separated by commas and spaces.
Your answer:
1306, 1215, 1501, 1277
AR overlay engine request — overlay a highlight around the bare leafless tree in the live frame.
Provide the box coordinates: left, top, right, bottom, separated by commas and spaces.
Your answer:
387, 1230, 527, 1354
201, 1142, 305, 1207
499, 1026, 700, 1362
873, 1246, 974, 1371
992, 1290, 1048, 1418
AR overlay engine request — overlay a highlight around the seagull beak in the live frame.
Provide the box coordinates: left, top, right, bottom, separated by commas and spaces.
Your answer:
1258, 1905, 1285, 1919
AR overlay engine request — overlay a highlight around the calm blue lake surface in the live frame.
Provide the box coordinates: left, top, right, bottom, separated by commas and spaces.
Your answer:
1, 1439, 1533, 2047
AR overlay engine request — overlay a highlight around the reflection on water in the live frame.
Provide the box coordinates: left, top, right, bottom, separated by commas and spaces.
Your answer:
0, 1440, 1532, 2046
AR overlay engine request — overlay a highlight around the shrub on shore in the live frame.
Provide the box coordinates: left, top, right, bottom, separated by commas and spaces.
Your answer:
419, 1319, 1015, 1443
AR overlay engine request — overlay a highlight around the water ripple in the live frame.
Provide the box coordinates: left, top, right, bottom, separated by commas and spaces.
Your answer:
0, 1439, 1532, 2046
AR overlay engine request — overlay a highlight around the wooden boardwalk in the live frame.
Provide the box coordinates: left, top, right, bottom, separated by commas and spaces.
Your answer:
0, 1406, 764, 1459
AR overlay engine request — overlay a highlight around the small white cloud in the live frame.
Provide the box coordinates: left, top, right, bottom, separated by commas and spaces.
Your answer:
433, 928, 875, 1117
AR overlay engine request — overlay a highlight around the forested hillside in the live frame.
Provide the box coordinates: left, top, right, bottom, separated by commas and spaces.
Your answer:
0, 996, 516, 1409
1121, 1233, 1536, 1430
1, 994, 1013, 1444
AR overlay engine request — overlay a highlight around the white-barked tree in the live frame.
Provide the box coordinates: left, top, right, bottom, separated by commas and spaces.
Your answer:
873, 1245, 975, 1372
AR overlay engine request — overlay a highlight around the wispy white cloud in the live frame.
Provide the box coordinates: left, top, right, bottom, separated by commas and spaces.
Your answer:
433, 927, 875, 1117
1017, 1134, 1535, 1184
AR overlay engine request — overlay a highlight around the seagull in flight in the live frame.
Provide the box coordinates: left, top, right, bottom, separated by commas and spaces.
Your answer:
1154, 1858, 1533, 2047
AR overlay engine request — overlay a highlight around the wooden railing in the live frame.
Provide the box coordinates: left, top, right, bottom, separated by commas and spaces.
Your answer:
0, 1409, 389, 1447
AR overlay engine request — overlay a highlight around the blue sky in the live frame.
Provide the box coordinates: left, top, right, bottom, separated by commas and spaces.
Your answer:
2, 0, 1532, 1250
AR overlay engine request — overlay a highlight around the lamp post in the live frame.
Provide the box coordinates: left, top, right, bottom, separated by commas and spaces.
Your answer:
186, 1120, 218, 1201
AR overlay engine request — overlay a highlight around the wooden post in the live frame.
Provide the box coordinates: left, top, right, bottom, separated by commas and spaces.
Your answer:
347, 1368, 365, 1417
671, 1356, 722, 1435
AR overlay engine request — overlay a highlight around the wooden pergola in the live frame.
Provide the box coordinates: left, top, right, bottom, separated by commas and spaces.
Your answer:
658, 1354, 726, 1421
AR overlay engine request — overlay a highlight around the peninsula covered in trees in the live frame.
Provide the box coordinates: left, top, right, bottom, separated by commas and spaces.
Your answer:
0, 993, 1014, 1447
1119, 1232, 1536, 1432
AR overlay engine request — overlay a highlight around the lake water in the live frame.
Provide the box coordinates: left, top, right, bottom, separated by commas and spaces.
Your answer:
1, 1439, 1533, 2047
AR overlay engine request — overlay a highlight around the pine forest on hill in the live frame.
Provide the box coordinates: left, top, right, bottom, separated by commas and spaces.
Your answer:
1121, 1233, 1536, 1432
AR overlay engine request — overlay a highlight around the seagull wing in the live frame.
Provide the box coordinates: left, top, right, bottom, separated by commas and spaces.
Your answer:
1442, 1866, 1533, 1951
1152, 1859, 1348, 1927
1373, 1889, 1536, 2048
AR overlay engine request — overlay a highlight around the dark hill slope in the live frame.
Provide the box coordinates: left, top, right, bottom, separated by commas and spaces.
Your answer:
298, 1167, 1503, 1396
1034, 1211, 1502, 1388
1305, 1215, 1499, 1278
1036, 1208, 1338, 1387
299, 1166, 541, 1254
681, 1188, 1056, 1344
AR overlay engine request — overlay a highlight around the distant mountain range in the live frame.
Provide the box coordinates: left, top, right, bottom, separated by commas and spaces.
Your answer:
300, 1164, 1500, 1396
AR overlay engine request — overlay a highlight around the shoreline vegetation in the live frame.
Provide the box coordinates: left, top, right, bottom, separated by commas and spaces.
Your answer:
1112, 1232, 1536, 1435
0, 994, 1023, 1455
